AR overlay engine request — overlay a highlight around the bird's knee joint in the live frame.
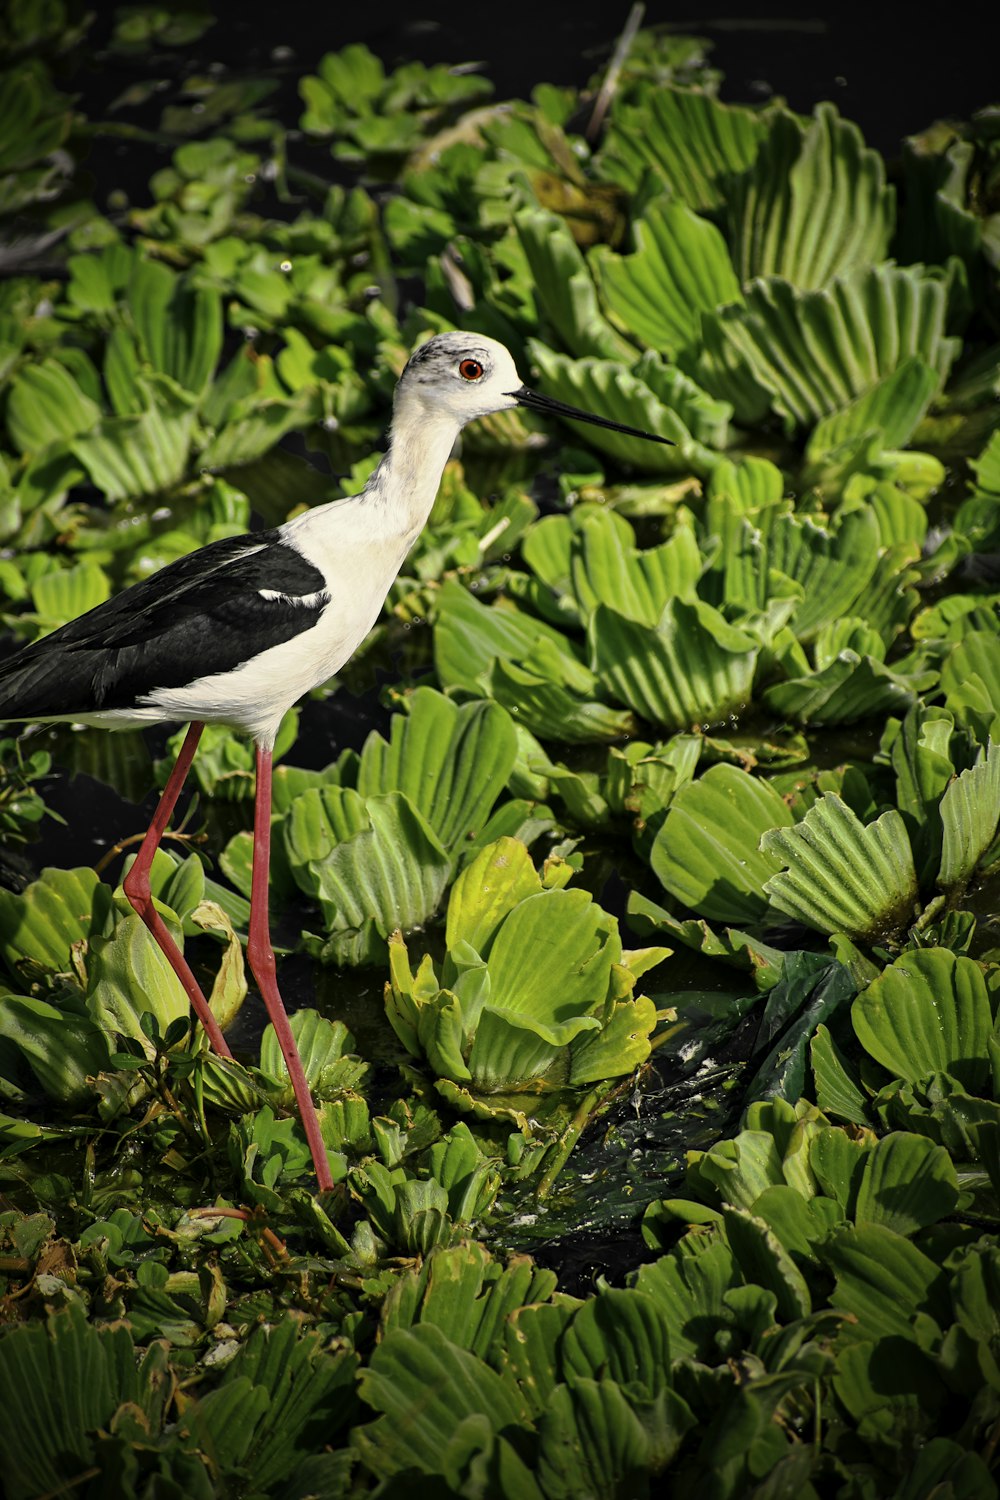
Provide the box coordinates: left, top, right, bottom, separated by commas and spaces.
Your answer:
123, 871, 150, 917
246, 937, 276, 982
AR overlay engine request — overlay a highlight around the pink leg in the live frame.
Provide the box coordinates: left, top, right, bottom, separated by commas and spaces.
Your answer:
247, 743, 333, 1192
122, 722, 233, 1059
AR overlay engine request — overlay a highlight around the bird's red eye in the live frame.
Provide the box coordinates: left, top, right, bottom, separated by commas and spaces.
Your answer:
459, 358, 483, 380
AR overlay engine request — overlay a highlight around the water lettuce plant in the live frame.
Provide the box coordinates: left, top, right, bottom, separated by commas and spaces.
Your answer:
386, 837, 663, 1122
0, 9, 998, 1498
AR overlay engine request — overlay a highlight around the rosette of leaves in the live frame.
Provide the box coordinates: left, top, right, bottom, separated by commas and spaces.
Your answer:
0, 1306, 359, 1500
636, 717, 1000, 962
434, 557, 765, 742
130, 137, 265, 248
281, 688, 522, 966
597, 82, 770, 211
433, 577, 639, 743
0, 735, 53, 840
768, 731, 1000, 939
514, 103, 950, 457
299, 44, 493, 174
385, 836, 664, 1126
700, 483, 933, 723
524, 336, 730, 477
0, 852, 246, 1106
385, 86, 629, 269
897, 106, 1000, 322
947, 427, 1000, 561
0, 61, 77, 216
1, 247, 369, 555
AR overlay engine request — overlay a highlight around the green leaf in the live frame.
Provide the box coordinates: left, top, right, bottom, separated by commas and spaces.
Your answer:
86, 913, 190, 1052
565, 506, 702, 626
0, 866, 100, 977
593, 198, 742, 357
810, 1025, 869, 1125
0, 62, 71, 176
763, 651, 922, 727
888, 703, 957, 880
759, 505, 880, 641
568, 992, 657, 1086
433, 578, 594, 698
727, 104, 894, 289
215, 1319, 358, 1488
0, 1305, 147, 1500
357, 688, 518, 856
821, 1224, 946, 1341
560, 1287, 671, 1395
71, 377, 196, 500
722, 1207, 811, 1321
389, 839, 651, 1097
938, 739, 1000, 892
589, 598, 759, 731
892, 1440, 999, 1500
259, 1009, 366, 1103
761, 794, 918, 940
535, 1380, 653, 1499
941, 631, 1000, 743
749, 1183, 843, 1259
598, 84, 768, 211
707, 456, 786, 511
5, 359, 102, 455
383, 1242, 556, 1359
354, 1323, 527, 1482
526, 341, 718, 474
698, 263, 959, 430
0, 996, 110, 1103
515, 207, 635, 360
693, 1129, 787, 1212
288, 788, 451, 966
126, 257, 223, 396
852, 948, 993, 1093
633, 1239, 742, 1361
650, 765, 793, 924
445, 837, 542, 955
488, 658, 636, 744
807, 358, 939, 456
809, 1127, 871, 1214
29, 563, 111, 634
853, 1132, 958, 1236
468, 889, 614, 1064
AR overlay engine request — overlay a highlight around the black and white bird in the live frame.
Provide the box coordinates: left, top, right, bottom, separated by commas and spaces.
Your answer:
0, 331, 671, 1190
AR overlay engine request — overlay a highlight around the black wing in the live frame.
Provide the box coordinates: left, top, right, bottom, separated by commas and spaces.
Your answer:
0, 529, 330, 720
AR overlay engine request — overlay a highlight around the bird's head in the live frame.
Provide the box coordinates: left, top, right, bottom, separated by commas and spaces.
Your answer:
396, 331, 522, 425
397, 330, 674, 447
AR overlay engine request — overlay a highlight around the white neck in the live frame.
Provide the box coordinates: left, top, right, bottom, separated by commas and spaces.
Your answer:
286, 390, 463, 573
367, 396, 461, 539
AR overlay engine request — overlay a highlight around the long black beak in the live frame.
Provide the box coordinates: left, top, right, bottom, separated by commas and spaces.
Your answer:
509, 386, 674, 446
